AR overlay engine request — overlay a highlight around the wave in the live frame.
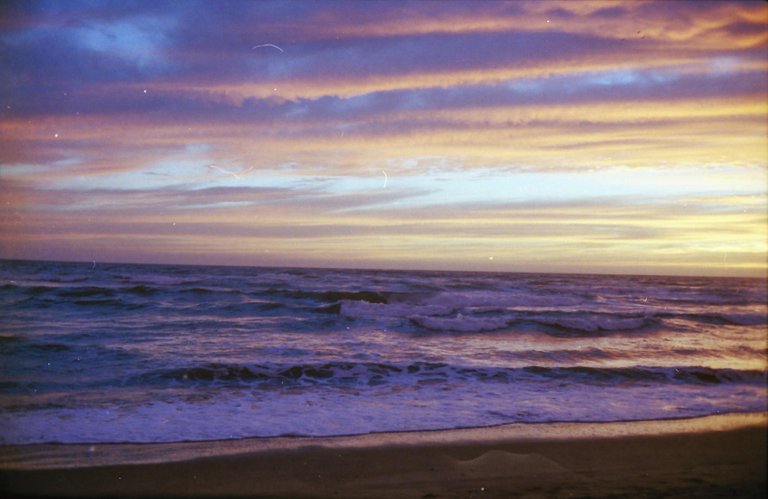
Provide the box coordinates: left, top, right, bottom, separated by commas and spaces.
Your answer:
135, 362, 766, 389
335, 298, 661, 335
2, 284, 147, 310
521, 313, 657, 336
179, 287, 216, 294
28, 342, 71, 352
57, 287, 116, 298
410, 314, 512, 333
522, 366, 766, 385
71, 298, 134, 308
658, 311, 767, 327
125, 285, 159, 296
26, 285, 59, 295
0, 335, 23, 354
267, 288, 399, 305
333, 290, 765, 335
0, 340, 71, 354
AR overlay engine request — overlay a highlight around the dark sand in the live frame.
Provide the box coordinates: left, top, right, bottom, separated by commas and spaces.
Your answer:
1, 413, 765, 498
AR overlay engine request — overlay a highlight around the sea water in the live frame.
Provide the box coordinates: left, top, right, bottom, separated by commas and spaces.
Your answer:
0, 260, 765, 444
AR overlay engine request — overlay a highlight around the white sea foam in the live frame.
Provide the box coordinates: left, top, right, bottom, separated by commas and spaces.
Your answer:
410, 314, 511, 333
1, 380, 764, 445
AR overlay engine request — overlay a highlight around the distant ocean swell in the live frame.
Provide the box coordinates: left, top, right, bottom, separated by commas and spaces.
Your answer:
2, 280, 765, 336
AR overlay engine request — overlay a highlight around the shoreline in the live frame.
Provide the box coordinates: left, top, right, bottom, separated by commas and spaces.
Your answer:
1, 413, 765, 497
0, 412, 765, 470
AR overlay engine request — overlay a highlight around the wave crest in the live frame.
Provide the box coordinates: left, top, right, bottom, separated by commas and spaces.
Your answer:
134, 362, 766, 389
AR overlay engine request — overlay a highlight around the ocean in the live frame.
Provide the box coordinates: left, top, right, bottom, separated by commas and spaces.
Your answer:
0, 260, 765, 444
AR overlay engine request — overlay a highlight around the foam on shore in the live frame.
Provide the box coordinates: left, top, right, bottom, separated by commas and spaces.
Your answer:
2, 412, 764, 470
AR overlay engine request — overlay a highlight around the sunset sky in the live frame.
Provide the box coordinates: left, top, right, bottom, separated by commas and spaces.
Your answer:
1, 0, 766, 276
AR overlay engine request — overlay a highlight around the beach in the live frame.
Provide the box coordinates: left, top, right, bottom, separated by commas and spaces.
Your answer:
1, 413, 765, 498
3, 0, 767, 494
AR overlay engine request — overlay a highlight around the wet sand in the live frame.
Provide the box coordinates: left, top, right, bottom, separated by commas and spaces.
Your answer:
1, 413, 765, 498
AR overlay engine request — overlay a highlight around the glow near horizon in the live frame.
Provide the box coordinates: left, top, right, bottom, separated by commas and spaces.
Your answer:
1, 0, 766, 276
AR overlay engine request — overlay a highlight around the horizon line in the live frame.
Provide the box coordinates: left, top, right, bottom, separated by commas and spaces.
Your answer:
2, 257, 764, 281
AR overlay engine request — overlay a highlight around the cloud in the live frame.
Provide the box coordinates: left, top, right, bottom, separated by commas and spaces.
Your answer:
4, 0, 766, 101
6, 183, 763, 274
1, 0, 766, 275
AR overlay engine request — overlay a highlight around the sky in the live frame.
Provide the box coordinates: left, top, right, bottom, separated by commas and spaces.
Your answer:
1, 0, 766, 276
